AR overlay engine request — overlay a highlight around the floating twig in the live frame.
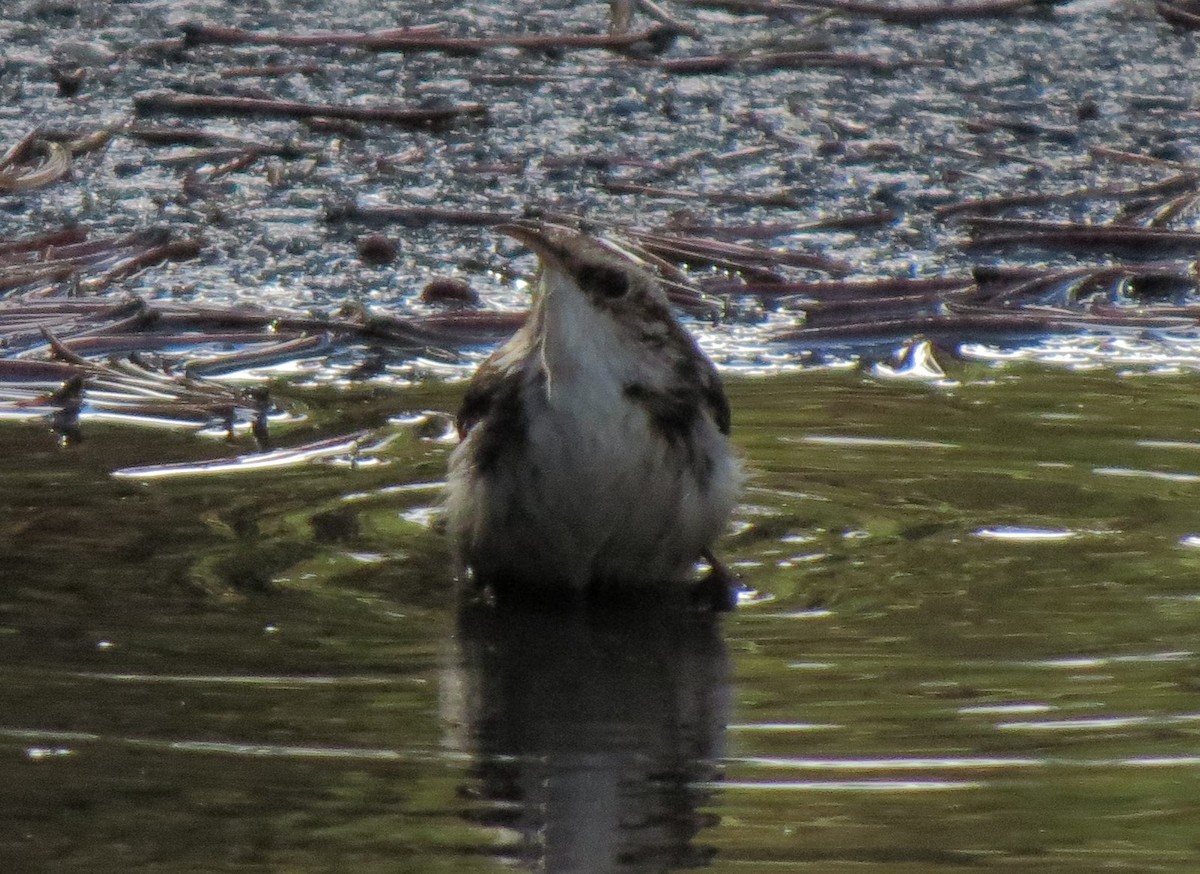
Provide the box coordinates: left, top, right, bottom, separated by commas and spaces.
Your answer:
112, 430, 377, 479
936, 173, 1200, 219
0, 135, 73, 193
219, 63, 325, 78
1117, 191, 1200, 228
179, 22, 447, 48
0, 227, 88, 257
179, 22, 678, 55
602, 179, 803, 208
1089, 146, 1197, 171
657, 49, 921, 75
629, 230, 854, 276
963, 115, 1079, 144
797, 0, 1038, 23
702, 275, 972, 299
796, 287, 974, 325
1156, 1, 1200, 30
184, 334, 331, 377
684, 0, 1035, 22
134, 92, 489, 127
966, 218, 1200, 256
324, 203, 513, 226
0, 228, 202, 301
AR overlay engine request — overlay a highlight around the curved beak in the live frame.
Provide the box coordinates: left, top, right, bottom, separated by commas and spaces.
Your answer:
497, 222, 574, 273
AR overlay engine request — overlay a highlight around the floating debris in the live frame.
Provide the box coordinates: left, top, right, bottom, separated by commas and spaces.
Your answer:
680, 0, 1038, 21
421, 278, 481, 307
177, 22, 680, 56
111, 430, 379, 479
134, 92, 489, 128
966, 219, 1200, 258
356, 234, 399, 265
1156, 0, 1200, 30
934, 174, 1200, 220
655, 49, 924, 75
1, 0, 1199, 471
0, 131, 73, 193
0, 227, 200, 300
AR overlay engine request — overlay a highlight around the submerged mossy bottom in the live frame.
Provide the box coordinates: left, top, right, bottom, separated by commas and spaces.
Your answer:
1, 366, 1199, 872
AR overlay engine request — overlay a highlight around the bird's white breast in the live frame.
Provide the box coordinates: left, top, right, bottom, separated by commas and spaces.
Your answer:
446, 264, 738, 591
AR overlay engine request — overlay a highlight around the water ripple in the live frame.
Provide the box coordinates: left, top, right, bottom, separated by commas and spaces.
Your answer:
69, 672, 417, 687
112, 430, 380, 479
0, 726, 455, 763
1093, 466, 1200, 484
997, 714, 1200, 731
958, 703, 1056, 715
736, 756, 1041, 771
728, 722, 842, 733
1019, 651, 1194, 668
973, 526, 1080, 541
712, 780, 984, 792
1137, 440, 1200, 451
793, 434, 958, 450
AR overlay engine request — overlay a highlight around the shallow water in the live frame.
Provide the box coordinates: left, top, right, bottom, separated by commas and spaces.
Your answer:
3, 4, 1200, 866
2, 365, 1199, 872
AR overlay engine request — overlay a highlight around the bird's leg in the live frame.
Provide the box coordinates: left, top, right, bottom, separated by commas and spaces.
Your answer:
692, 548, 740, 612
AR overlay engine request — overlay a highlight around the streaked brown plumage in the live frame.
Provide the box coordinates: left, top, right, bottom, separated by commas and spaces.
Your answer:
445, 224, 739, 605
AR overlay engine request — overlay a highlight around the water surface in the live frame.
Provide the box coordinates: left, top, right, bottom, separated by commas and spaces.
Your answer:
2, 366, 1199, 871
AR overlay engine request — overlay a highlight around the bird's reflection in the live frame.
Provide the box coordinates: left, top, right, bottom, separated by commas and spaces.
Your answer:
444, 601, 730, 873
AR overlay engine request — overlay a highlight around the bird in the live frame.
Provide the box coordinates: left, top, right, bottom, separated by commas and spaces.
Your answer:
444, 222, 740, 608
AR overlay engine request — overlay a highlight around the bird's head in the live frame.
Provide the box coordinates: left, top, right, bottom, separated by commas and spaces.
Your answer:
500, 221, 669, 307
498, 223, 684, 379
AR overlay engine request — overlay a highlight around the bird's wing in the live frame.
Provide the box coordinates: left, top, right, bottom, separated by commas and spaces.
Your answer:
662, 317, 731, 436
455, 350, 523, 439
698, 357, 731, 435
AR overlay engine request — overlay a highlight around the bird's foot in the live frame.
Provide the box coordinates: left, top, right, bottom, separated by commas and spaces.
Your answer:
692, 549, 740, 612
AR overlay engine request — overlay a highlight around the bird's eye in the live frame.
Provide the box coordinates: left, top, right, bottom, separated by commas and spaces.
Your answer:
577, 263, 629, 299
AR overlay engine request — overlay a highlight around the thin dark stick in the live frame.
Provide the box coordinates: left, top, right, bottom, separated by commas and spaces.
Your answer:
134, 92, 488, 127
180, 22, 674, 54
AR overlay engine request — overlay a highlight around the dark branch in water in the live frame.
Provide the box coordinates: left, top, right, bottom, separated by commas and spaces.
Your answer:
965, 218, 1200, 257
324, 203, 513, 227
655, 50, 924, 75
218, 64, 325, 78
134, 92, 489, 127
6, 130, 1200, 443
602, 179, 805, 208
679, 0, 1038, 21
1155, 1, 1200, 30
935, 174, 1200, 219
179, 22, 679, 55
179, 23, 447, 47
